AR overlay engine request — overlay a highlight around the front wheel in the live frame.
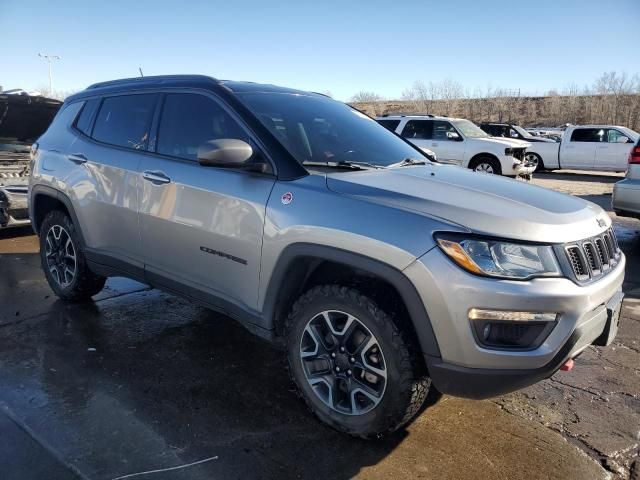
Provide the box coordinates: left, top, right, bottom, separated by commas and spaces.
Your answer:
470, 156, 502, 175
525, 152, 544, 172
285, 285, 430, 438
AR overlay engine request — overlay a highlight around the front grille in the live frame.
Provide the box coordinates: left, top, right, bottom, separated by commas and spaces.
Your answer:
513, 148, 525, 161
563, 228, 621, 282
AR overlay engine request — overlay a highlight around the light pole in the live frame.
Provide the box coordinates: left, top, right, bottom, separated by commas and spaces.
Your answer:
38, 53, 61, 94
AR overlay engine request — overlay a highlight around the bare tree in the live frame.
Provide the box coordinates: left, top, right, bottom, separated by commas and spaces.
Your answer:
350, 71, 640, 130
351, 91, 383, 103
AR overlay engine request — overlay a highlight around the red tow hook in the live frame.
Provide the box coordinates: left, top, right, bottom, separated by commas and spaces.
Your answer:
560, 358, 574, 371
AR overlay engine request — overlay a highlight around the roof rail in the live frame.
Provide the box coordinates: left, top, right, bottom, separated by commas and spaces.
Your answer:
87, 74, 219, 90
381, 113, 436, 118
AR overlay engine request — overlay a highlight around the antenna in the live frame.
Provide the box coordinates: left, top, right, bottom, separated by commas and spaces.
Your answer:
139, 67, 144, 77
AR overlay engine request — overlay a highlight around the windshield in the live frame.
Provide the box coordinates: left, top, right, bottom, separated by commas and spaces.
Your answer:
450, 119, 489, 138
513, 125, 533, 138
235, 92, 427, 168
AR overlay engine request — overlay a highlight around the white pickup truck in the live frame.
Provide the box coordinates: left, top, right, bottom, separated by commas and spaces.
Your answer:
526, 125, 639, 172
376, 115, 535, 177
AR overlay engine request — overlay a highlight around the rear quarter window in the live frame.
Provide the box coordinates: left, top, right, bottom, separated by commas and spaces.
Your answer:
92, 94, 157, 150
74, 99, 100, 136
377, 119, 401, 132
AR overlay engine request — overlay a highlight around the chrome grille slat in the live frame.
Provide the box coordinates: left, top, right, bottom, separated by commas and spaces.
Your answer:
594, 238, 609, 269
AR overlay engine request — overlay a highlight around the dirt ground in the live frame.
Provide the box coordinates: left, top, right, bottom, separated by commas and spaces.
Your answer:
0, 170, 638, 480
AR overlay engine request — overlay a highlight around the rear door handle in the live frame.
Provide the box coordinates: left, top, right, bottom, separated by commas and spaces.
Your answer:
68, 153, 88, 164
432, 142, 439, 147
142, 170, 171, 185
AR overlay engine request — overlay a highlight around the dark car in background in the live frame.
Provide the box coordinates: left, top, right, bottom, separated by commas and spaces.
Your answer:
480, 123, 558, 143
0, 92, 62, 227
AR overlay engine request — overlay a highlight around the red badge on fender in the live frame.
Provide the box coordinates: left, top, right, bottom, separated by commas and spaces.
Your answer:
281, 192, 293, 205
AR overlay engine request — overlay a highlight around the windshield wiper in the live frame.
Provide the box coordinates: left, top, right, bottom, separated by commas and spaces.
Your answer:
303, 161, 385, 170
387, 158, 428, 168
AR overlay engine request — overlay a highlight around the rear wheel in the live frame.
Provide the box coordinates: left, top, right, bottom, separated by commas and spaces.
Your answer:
470, 156, 502, 175
286, 285, 430, 438
39, 210, 106, 302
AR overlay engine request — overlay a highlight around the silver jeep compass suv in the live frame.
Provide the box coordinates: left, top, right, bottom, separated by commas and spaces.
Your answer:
29, 75, 625, 437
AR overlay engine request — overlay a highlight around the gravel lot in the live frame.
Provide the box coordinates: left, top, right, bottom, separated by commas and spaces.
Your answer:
0, 170, 638, 480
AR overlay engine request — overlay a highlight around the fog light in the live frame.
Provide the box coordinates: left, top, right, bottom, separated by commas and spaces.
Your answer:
469, 309, 558, 350
469, 309, 557, 322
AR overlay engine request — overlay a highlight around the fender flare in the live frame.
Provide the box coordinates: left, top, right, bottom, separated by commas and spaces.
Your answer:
30, 185, 86, 248
261, 243, 441, 359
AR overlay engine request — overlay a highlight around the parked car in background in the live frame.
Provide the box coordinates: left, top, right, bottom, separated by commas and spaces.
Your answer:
480, 123, 557, 143
525, 125, 638, 172
30, 75, 624, 438
0, 91, 61, 227
480, 123, 557, 171
613, 138, 640, 219
377, 115, 535, 177
526, 128, 564, 142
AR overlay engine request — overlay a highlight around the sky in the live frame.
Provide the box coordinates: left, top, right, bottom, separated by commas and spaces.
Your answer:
2, 0, 639, 101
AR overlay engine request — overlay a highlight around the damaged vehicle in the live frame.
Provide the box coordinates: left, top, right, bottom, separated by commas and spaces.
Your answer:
0, 91, 61, 227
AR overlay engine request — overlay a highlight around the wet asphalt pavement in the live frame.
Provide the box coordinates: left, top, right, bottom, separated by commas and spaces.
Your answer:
0, 171, 638, 480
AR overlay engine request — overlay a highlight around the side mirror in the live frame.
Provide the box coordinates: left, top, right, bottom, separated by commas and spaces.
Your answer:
446, 131, 461, 141
198, 139, 254, 168
616, 136, 631, 144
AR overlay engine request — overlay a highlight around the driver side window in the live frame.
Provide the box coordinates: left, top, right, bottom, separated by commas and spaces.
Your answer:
433, 121, 459, 141
157, 93, 250, 162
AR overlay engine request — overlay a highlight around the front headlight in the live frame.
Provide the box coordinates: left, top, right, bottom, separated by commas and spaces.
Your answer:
436, 234, 561, 280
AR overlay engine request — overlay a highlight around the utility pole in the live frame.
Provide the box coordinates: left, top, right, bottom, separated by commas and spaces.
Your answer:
38, 53, 61, 94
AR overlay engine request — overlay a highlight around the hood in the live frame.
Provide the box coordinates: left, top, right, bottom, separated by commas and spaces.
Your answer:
523, 136, 556, 143
476, 136, 531, 149
326, 164, 608, 244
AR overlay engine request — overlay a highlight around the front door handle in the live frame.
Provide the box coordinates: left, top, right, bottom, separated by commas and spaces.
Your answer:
68, 153, 88, 164
432, 142, 439, 147
142, 170, 171, 185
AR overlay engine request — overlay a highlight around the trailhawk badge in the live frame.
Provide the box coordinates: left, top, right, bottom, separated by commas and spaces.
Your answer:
281, 192, 293, 205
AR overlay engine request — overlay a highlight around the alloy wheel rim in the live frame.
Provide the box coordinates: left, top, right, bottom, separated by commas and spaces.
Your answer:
299, 310, 387, 415
525, 153, 539, 168
45, 225, 77, 287
475, 163, 494, 173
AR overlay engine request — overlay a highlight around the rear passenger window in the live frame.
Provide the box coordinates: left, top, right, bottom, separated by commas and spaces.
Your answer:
74, 99, 99, 136
570, 128, 605, 142
157, 93, 250, 161
92, 94, 157, 150
377, 119, 401, 132
401, 120, 432, 139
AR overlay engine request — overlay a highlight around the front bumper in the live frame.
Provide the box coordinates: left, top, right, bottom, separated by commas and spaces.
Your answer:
612, 178, 640, 218
404, 246, 625, 397
504, 157, 536, 177
0, 185, 30, 228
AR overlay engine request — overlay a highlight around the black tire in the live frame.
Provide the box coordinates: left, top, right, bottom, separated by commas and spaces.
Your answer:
525, 152, 544, 172
39, 210, 106, 302
469, 156, 502, 175
285, 285, 430, 438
